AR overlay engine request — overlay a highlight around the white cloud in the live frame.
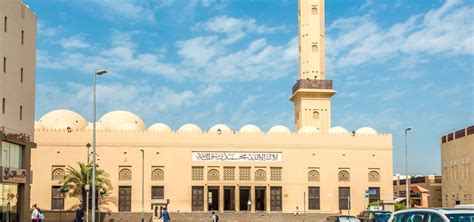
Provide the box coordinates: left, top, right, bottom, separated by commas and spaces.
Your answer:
59, 35, 90, 49
38, 17, 297, 83
196, 15, 284, 35
37, 20, 62, 37
36, 81, 222, 123
327, 0, 473, 71
84, 0, 156, 23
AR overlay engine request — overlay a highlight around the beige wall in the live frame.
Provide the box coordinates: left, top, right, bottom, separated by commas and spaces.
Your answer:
0, 1, 36, 221
393, 175, 442, 207
32, 127, 393, 215
0, 0, 36, 137
441, 126, 474, 207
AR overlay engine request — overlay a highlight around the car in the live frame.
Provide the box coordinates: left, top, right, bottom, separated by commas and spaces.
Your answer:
358, 211, 393, 222
388, 208, 474, 222
327, 215, 360, 222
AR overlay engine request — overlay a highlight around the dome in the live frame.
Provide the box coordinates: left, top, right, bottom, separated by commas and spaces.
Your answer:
39, 109, 87, 130
239, 124, 262, 134
177, 124, 203, 134
34, 121, 44, 130
208, 124, 232, 134
297, 126, 319, 134
355, 127, 378, 135
329, 126, 349, 134
148, 123, 172, 133
268, 125, 291, 134
98, 111, 145, 131
84, 122, 108, 131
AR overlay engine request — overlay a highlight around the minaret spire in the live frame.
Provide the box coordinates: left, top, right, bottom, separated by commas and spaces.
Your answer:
298, 0, 326, 80
291, 0, 335, 133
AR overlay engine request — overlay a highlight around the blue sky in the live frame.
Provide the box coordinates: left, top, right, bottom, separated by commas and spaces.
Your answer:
26, 0, 473, 175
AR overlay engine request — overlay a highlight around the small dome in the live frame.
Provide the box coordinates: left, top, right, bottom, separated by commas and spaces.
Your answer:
268, 125, 291, 134
329, 126, 349, 134
34, 121, 44, 130
148, 123, 172, 133
39, 109, 87, 130
208, 124, 232, 134
84, 122, 108, 131
356, 127, 378, 135
177, 124, 203, 134
98, 111, 145, 131
298, 126, 319, 134
239, 124, 262, 134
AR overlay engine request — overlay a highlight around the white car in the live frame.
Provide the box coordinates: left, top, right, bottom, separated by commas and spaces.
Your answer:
388, 208, 474, 222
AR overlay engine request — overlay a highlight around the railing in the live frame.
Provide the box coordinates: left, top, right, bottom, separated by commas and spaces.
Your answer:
441, 125, 474, 143
292, 79, 333, 94
0, 126, 33, 143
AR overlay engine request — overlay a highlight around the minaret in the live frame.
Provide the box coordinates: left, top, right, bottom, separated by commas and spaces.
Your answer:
290, 0, 335, 133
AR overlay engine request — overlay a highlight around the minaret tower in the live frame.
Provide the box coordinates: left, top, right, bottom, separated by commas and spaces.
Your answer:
290, 0, 335, 133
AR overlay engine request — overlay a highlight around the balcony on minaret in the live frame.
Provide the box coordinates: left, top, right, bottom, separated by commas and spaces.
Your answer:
292, 79, 333, 94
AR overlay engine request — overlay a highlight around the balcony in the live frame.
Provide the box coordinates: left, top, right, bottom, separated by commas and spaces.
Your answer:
0, 126, 33, 143
292, 79, 333, 94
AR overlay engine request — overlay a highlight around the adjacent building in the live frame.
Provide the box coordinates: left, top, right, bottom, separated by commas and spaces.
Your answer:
0, 0, 37, 221
393, 175, 442, 207
30, 0, 394, 216
441, 125, 474, 206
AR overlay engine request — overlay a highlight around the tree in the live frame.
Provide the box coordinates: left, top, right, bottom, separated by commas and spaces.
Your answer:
60, 162, 113, 210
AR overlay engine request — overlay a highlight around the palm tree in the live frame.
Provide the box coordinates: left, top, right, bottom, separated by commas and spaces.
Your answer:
60, 162, 113, 209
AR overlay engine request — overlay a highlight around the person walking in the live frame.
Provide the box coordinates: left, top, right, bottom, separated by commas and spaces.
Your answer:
31, 204, 40, 222
162, 207, 171, 222
211, 211, 219, 222
75, 204, 85, 222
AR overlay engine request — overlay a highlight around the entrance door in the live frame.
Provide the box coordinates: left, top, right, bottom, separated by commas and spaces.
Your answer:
224, 186, 235, 211
192, 186, 204, 211
270, 187, 282, 211
208, 186, 219, 211
255, 186, 266, 211
239, 186, 251, 211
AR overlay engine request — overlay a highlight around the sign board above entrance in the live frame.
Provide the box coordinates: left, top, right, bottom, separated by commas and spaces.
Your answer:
192, 152, 282, 162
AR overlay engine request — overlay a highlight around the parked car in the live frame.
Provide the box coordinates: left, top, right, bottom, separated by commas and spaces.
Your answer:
327, 215, 359, 222
388, 208, 474, 222
358, 211, 393, 222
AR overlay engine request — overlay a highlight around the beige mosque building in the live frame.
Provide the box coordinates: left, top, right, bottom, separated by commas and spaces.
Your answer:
31, 0, 394, 216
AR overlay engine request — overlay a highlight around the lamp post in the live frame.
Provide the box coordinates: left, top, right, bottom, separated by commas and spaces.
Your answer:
85, 143, 91, 222
404, 127, 412, 208
140, 149, 145, 222
92, 70, 107, 222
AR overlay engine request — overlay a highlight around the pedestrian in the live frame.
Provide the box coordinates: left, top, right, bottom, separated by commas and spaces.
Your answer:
75, 204, 85, 222
162, 207, 171, 222
211, 211, 219, 222
31, 204, 40, 222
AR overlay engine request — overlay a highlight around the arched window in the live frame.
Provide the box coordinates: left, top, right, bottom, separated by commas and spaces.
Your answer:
119, 168, 132, 181
151, 169, 164, 181
368, 171, 380, 182
255, 169, 266, 181
308, 170, 320, 182
338, 170, 350, 182
208, 169, 220, 181
313, 111, 319, 120
312, 44, 318, 52
312, 7, 318, 15
52, 168, 65, 181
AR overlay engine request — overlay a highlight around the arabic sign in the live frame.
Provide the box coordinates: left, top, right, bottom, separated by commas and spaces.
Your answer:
0, 167, 27, 183
192, 152, 282, 162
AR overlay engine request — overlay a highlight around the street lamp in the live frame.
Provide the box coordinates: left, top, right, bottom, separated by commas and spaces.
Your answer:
140, 149, 145, 222
404, 127, 412, 208
85, 143, 91, 222
92, 70, 107, 222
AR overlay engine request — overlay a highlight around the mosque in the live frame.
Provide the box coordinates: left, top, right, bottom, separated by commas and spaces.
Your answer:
30, 0, 393, 216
